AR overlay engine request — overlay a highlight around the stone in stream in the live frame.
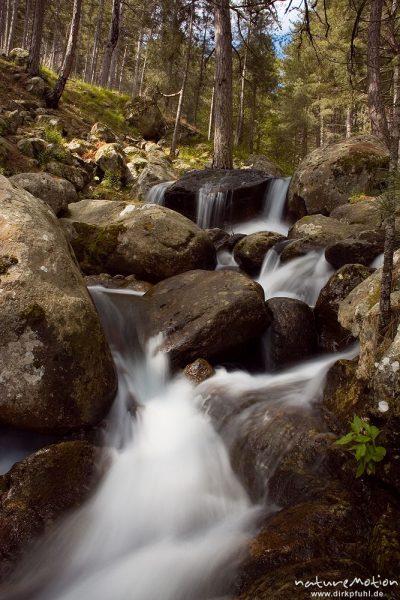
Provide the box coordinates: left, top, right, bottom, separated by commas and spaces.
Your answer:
145, 269, 270, 368
8, 172, 78, 215
0, 176, 116, 432
233, 232, 285, 275
163, 169, 271, 227
61, 200, 216, 282
266, 297, 318, 368
0, 441, 102, 582
315, 264, 373, 352
287, 135, 389, 220
325, 237, 384, 269
184, 359, 215, 384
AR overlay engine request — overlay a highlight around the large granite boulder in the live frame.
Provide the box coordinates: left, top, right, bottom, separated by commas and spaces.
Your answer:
244, 154, 284, 177
125, 97, 166, 141
0, 441, 101, 581
288, 136, 389, 220
315, 264, 373, 352
163, 169, 271, 227
0, 176, 116, 432
8, 172, 78, 215
61, 200, 216, 282
145, 270, 269, 368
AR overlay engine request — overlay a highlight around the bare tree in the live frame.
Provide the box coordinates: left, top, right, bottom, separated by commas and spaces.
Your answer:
27, 0, 46, 76
6, 0, 19, 54
46, 0, 83, 108
99, 0, 121, 88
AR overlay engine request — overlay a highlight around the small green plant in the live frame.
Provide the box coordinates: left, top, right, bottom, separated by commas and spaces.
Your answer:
42, 125, 64, 146
335, 415, 386, 477
102, 172, 122, 190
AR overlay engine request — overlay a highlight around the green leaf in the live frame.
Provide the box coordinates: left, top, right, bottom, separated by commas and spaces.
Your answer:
355, 444, 367, 461
356, 462, 366, 477
354, 434, 370, 443
369, 425, 380, 441
372, 446, 387, 462
351, 415, 363, 434
335, 432, 355, 445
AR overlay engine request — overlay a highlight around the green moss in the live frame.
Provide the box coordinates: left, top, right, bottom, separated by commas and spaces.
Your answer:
0, 255, 18, 274
72, 222, 126, 271
22, 303, 46, 325
334, 151, 389, 178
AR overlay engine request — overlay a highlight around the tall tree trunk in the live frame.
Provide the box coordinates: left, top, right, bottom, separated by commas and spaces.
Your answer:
139, 36, 149, 97
193, 11, 209, 127
367, 0, 390, 148
89, 0, 105, 84
118, 43, 128, 91
0, 0, 8, 53
22, 0, 32, 48
99, 0, 120, 88
235, 22, 251, 147
6, 0, 19, 54
131, 32, 143, 97
208, 83, 215, 141
27, 0, 46, 76
379, 212, 396, 334
170, 0, 194, 158
249, 79, 257, 153
46, 0, 82, 108
212, 0, 233, 169
346, 107, 353, 138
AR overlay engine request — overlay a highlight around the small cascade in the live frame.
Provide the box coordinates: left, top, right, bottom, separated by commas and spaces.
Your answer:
196, 183, 229, 229
146, 181, 175, 206
258, 249, 333, 306
231, 177, 291, 236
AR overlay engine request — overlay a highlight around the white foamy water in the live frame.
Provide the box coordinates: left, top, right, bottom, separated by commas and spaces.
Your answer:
145, 180, 175, 205
258, 249, 333, 306
196, 183, 229, 229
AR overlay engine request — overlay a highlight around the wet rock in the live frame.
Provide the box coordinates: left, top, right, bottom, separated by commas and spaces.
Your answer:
163, 169, 271, 226
131, 154, 177, 199
234, 232, 285, 275
288, 135, 389, 220
84, 273, 153, 293
184, 359, 215, 384
315, 264, 373, 351
9, 172, 78, 215
94, 143, 128, 182
125, 97, 166, 141
89, 122, 116, 143
145, 270, 269, 368
0, 176, 116, 432
61, 200, 216, 282
325, 238, 384, 269
205, 228, 230, 250
0, 441, 101, 581
244, 154, 284, 177
266, 297, 317, 368
288, 214, 353, 245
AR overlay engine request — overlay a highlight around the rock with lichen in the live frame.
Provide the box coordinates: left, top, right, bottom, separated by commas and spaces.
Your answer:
0, 175, 116, 432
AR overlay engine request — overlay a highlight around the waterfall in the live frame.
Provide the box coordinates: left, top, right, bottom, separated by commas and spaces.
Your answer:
231, 177, 291, 236
196, 184, 229, 229
258, 249, 333, 306
145, 181, 175, 206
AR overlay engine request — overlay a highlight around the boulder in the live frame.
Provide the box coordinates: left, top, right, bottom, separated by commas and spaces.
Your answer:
325, 238, 384, 269
234, 232, 285, 275
0, 441, 101, 581
163, 169, 271, 227
244, 154, 284, 177
131, 154, 177, 199
8, 48, 29, 65
288, 214, 353, 245
45, 161, 89, 191
61, 200, 216, 282
266, 297, 317, 368
125, 97, 165, 141
89, 122, 116, 143
288, 136, 389, 220
65, 138, 93, 156
25, 76, 46, 98
2, 110, 23, 135
8, 172, 78, 215
315, 264, 373, 352
145, 270, 269, 368
94, 143, 128, 181
330, 195, 400, 230
0, 176, 116, 432
16, 137, 48, 159
85, 273, 153, 294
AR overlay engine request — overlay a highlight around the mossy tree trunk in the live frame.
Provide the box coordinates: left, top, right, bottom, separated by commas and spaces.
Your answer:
45, 0, 82, 109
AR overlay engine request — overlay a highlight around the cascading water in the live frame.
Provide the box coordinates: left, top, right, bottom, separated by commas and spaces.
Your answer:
196, 183, 229, 229
258, 248, 333, 306
145, 181, 175, 205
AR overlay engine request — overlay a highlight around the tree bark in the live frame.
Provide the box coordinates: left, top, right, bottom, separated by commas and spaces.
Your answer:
99, 0, 120, 88
212, 0, 233, 169
367, 0, 391, 148
22, 0, 33, 49
27, 0, 46, 76
193, 10, 209, 127
6, 0, 19, 55
379, 212, 396, 335
170, 0, 195, 158
235, 22, 251, 147
89, 0, 105, 84
45, 0, 82, 108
